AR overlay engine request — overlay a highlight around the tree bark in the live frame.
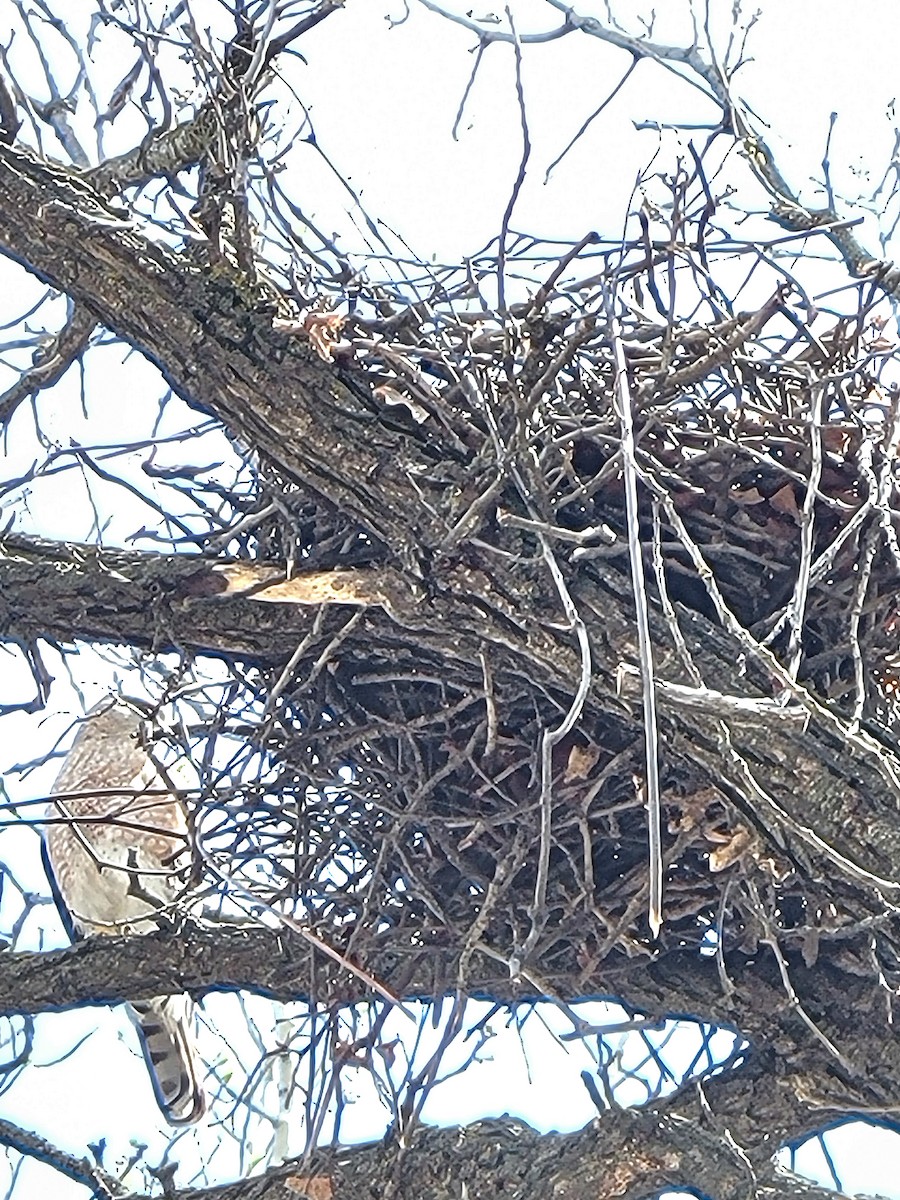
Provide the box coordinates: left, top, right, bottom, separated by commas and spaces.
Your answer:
0, 142, 456, 565
3, 923, 898, 1137
0, 1108, 858, 1200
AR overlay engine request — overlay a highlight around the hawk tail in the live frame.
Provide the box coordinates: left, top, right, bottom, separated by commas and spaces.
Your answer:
130, 994, 206, 1125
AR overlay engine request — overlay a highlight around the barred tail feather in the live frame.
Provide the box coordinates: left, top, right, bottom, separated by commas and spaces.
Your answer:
130, 995, 206, 1125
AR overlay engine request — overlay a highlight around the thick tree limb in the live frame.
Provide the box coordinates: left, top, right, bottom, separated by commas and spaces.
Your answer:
173, 1112, 854, 1200
0, 141, 458, 565
4, 923, 900, 1130
5, 531, 900, 901
0, 533, 412, 661
0, 1106, 860, 1200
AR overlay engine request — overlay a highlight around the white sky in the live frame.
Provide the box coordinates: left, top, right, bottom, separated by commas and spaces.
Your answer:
1, 0, 900, 1195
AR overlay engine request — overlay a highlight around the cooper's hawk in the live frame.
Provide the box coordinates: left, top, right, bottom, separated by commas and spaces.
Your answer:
42, 702, 205, 1125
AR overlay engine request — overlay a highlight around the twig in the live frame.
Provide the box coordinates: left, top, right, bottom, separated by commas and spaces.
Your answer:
608, 304, 663, 937
785, 379, 824, 680
617, 664, 808, 726
199, 850, 417, 1022
496, 7, 530, 315
745, 878, 852, 1072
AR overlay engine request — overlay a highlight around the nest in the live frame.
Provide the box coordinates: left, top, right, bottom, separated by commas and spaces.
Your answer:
154, 188, 900, 1013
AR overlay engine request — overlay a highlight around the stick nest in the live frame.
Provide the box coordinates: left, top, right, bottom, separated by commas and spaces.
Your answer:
174, 202, 900, 1009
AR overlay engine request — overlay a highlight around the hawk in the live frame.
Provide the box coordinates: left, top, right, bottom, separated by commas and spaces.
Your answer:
42, 702, 205, 1125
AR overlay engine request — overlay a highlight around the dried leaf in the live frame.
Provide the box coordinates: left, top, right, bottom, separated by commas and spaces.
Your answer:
769, 483, 800, 523
730, 487, 765, 506
303, 309, 345, 362
373, 383, 429, 424
708, 824, 754, 872
285, 1176, 334, 1200
564, 742, 600, 782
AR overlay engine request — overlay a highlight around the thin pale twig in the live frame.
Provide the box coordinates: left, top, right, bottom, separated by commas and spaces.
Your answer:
608, 307, 663, 937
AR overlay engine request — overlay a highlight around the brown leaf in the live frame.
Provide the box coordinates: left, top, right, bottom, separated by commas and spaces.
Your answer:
373, 383, 429, 424
730, 486, 765, 506
769, 483, 801, 524
564, 742, 600, 782
708, 824, 755, 872
286, 1176, 334, 1200
821, 424, 856, 454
